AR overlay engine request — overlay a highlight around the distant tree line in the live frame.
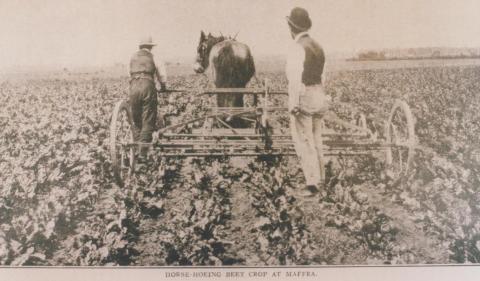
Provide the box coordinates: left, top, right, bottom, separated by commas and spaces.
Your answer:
356, 51, 386, 60
349, 48, 480, 61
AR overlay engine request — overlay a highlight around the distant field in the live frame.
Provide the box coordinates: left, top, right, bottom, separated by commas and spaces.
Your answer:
328, 58, 480, 72
167, 57, 480, 76
2, 58, 480, 81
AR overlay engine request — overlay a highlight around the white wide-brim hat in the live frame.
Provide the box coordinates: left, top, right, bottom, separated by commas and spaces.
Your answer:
139, 36, 156, 47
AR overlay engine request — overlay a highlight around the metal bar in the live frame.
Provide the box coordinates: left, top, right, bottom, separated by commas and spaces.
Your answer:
392, 140, 413, 147
324, 152, 373, 156
122, 137, 396, 151
156, 142, 268, 147
191, 129, 257, 135
155, 143, 389, 150
240, 116, 256, 123
123, 138, 385, 145
212, 107, 258, 113
121, 144, 386, 156
322, 133, 372, 138
159, 138, 267, 143
200, 88, 288, 95
158, 140, 263, 145
158, 152, 296, 157
144, 150, 374, 157
260, 107, 288, 111
160, 108, 257, 134
209, 106, 287, 112
158, 89, 189, 93
158, 114, 219, 134
215, 109, 259, 118
215, 116, 236, 131
221, 138, 375, 146
322, 112, 371, 135
122, 140, 388, 148
166, 133, 261, 138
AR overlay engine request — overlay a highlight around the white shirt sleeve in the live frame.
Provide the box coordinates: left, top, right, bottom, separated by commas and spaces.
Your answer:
322, 60, 328, 84
155, 59, 167, 84
286, 42, 305, 111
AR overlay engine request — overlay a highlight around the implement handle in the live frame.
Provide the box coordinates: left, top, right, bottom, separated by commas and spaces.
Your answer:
157, 89, 188, 93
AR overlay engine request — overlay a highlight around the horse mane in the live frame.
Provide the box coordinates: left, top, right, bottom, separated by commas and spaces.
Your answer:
207, 33, 227, 47
210, 32, 238, 42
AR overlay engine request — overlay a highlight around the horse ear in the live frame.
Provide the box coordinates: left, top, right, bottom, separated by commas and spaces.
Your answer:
200, 31, 205, 40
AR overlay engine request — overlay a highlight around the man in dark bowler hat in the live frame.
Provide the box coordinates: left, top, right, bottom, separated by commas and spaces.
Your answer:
129, 36, 167, 155
286, 7, 331, 196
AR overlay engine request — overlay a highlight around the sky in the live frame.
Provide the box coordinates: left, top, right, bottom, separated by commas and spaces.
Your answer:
0, 0, 479, 69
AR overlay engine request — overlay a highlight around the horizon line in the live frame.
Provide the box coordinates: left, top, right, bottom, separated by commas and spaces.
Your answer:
2, 45, 480, 72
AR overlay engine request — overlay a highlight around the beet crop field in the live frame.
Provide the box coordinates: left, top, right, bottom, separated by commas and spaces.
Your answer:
1, 61, 480, 265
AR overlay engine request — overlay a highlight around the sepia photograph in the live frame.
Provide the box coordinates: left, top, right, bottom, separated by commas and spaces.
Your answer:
1, 0, 480, 278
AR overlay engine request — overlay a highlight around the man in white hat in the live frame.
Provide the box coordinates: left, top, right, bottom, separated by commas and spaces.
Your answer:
129, 36, 167, 152
286, 7, 331, 196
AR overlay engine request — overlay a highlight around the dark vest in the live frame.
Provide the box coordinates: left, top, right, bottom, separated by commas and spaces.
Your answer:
297, 35, 325, 86
129, 49, 156, 76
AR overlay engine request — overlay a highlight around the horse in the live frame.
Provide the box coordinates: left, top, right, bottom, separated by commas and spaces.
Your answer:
193, 31, 256, 108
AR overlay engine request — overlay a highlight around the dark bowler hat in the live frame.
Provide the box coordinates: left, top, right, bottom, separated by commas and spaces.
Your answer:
286, 7, 312, 32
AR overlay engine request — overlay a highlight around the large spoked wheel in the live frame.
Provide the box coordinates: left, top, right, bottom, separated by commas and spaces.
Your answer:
110, 100, 136, 187
385, 99, 416, 180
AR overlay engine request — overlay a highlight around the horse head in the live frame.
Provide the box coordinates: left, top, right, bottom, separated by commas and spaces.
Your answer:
193, 31, 226, 73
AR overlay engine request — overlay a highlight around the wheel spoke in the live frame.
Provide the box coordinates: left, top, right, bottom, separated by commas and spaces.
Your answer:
397, 148, 403, 173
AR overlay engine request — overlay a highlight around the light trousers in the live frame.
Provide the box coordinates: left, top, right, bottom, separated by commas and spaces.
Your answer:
290, 85, 330, 186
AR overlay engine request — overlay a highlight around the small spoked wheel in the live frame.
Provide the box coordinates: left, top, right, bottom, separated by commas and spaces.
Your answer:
385, 99, 416, 180
110, 100, 136, 186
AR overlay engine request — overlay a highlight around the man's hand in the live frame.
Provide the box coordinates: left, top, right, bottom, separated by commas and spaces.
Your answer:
160, 82, 167, 92
290, 106, 301, 115
313, 106, 329, 117
292, 105, 329, 117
